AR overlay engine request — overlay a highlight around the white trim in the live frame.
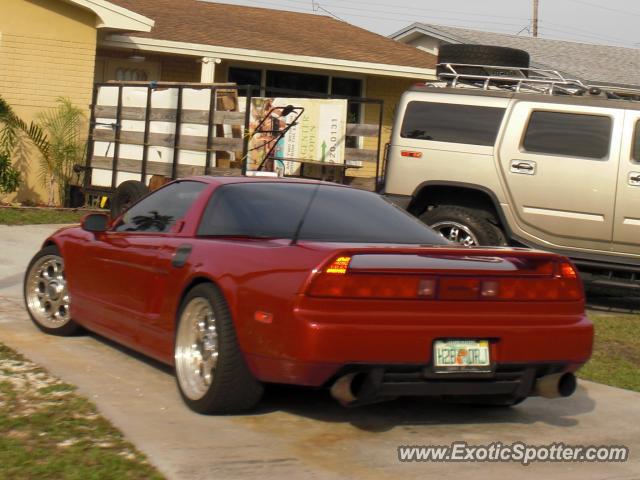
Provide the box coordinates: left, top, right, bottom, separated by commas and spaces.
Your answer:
58, 0, 154, 32
389, 24, 462, 45
101, 34, 436, 79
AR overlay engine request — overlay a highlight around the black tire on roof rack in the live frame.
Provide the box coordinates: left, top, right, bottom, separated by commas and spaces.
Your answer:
436, 44, 530, 79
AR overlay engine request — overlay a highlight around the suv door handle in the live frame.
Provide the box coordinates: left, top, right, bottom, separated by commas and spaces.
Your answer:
629, 172, 640, 186
510, 160, 536, 175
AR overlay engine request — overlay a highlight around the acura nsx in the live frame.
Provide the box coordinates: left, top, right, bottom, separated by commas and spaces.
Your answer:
24, 177, 593, 413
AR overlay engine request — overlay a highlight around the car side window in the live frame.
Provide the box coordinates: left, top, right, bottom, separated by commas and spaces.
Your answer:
400, 101, 506, 146
632, 121, 640, 162
115, 181, 207, 233
522, 111, 612, 159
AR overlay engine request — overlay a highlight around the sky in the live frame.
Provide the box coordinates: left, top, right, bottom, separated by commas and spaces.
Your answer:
202, 0, 640, 48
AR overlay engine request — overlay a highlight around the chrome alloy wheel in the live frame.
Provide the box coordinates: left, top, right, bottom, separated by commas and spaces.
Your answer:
175, 297, 219, 401
25, 255, 71, 328
430, 221, 479, 247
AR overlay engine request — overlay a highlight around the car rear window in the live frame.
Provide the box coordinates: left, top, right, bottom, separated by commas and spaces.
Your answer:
400, 101, 506, 146
197, 183, 448, 245
523, 111, 612, 159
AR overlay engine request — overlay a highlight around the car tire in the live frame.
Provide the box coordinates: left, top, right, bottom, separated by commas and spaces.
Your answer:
110, 180, 148, 218
174, 283, 264, 414
437, 44, 530, 78
23, 245, 80, 336
420, 205, 507, 246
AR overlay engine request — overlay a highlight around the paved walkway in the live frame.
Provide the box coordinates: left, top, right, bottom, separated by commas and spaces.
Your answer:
0, 225, 638, 479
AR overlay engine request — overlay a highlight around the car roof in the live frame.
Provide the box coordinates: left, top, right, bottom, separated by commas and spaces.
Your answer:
182, 175, 352, 188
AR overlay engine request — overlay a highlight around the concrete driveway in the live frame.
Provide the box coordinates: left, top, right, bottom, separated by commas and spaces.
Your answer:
1, 224, 639, 480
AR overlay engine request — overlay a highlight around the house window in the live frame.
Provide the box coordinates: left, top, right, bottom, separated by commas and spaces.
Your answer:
228, 67, 262, 88
332, 77, 363, 147
101, 59, 161, 83
266, 70, 329, 96
115, 68, 148, 81
227, 67, 363, 147
523, 111, 612, 159
227, 68, 363, 102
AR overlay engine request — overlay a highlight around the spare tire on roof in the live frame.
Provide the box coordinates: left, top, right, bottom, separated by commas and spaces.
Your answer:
436, 44, 530, 79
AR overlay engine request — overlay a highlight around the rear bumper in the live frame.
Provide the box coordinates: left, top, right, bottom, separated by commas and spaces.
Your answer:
244, 309, 593, 388
343, 363, 571, 402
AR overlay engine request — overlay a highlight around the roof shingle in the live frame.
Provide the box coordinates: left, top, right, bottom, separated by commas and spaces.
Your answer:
107, 0, 436, 69
404, 24, 640, 87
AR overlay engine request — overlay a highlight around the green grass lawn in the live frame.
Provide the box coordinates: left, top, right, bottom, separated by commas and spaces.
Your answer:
0, 207, 87, 226
579, 312, 640, 392
0, 344, 164, 480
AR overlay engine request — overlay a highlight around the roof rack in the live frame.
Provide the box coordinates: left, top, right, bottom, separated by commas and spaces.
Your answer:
435, 63, 640, 100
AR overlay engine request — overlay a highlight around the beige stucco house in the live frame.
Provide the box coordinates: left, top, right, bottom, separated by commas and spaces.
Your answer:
1, 0, 436, 204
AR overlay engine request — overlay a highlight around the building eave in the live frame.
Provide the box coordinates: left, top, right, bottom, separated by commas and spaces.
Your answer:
59, 0, 155, 32
390, 24, 463, 45
101, 34, 437, 79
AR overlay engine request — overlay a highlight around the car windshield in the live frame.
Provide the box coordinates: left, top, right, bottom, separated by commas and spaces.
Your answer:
197, 182, 448, 245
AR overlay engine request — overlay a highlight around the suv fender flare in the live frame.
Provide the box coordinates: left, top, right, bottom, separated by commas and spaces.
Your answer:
409, 181, 512, 238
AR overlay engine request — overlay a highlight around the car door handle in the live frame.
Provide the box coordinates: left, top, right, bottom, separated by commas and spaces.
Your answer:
629, 172, 640, 186
172, 244, 193, 268
510, 160, 536, 175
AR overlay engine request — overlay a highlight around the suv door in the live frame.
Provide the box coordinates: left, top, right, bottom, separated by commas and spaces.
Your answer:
498, 101, 622, 251
612, 111, 640, 256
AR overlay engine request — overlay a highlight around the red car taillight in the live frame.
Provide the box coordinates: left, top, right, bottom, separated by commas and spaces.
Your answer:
306, 256, 582, 301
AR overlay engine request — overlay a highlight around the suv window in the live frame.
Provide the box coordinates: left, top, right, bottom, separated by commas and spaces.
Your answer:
523, 111, 612, 159
400, 101, 505, 146
116, 181, 207, 233
197, 183, 447, 245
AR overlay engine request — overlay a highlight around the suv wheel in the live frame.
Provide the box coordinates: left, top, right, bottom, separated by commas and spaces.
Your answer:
420, 206, 506, 246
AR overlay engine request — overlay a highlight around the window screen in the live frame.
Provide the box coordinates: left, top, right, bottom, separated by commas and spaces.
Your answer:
197, 183, 447, 245
400, 101, 505, 146
115, 181, 207, 233
523, 111, 612, 159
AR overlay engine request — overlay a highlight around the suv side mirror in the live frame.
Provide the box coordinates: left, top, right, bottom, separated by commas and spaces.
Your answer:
81, 213, 110, 233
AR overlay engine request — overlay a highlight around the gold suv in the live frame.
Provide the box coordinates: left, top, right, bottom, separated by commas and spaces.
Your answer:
383, 44, 640, 289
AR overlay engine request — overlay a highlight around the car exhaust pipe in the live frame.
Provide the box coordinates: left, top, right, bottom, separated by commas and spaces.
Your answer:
534, 373, 577, 398
330, 373, 366, 406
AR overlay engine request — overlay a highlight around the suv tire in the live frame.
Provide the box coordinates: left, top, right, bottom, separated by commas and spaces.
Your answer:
437, 44, 530, 78
420, 205, 507, 246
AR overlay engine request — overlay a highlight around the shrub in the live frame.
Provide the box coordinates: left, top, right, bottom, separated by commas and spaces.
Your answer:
0, 153, 21, 194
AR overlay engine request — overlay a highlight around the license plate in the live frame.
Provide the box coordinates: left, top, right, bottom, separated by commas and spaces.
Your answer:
433, 340, 491, 373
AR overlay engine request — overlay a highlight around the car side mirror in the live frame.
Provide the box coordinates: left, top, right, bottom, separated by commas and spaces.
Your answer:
81, 213, 110, 233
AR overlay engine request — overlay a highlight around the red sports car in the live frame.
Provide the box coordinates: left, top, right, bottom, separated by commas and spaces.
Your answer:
24, 177, 593, 414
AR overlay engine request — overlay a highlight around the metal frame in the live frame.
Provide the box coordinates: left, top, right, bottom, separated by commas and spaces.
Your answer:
437, 63, 640, 99
141, 86, 153, 183
110, 85, 124, 189
82, 81, 385, 198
